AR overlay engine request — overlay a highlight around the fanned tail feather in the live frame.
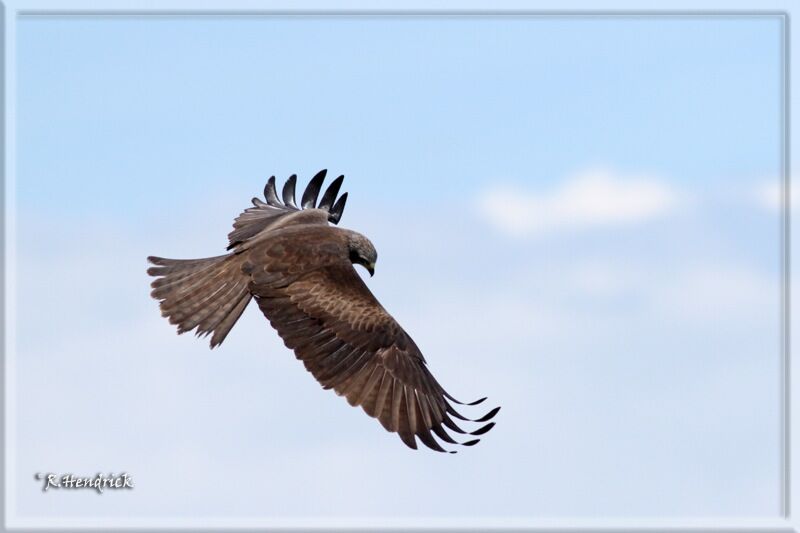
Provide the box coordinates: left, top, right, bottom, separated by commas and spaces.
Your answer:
147, 254, 252, 348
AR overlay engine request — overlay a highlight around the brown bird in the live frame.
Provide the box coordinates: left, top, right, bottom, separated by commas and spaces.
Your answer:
147, 170, 499, 452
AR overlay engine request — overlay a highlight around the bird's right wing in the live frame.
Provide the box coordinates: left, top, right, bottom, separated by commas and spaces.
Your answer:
227, 170, 348, 250
249, 255, 499, 453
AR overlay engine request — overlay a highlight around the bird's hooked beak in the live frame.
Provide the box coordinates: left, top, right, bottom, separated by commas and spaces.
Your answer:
367, 263, 375, 277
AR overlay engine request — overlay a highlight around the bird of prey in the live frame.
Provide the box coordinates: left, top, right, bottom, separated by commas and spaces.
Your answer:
147, 170, 499, 452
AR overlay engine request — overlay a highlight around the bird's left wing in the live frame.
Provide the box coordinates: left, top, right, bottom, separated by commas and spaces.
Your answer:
227, 170, 348, 250
249, 257, 499, 452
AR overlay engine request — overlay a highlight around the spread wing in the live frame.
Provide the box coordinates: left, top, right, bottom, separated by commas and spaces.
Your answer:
249, 250, 500, 453
227, 169, 348, 250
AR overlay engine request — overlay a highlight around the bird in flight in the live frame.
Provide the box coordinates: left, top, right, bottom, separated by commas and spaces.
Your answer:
147, 170, 499, 452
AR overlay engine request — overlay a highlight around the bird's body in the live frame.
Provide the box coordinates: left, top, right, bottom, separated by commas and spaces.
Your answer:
148, 171, 498, 452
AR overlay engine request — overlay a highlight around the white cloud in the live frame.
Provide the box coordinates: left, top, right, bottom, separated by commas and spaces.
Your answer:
477, 169, 679, 237
754, 180, 795, 211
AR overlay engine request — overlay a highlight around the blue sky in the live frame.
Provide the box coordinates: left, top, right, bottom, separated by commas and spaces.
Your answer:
11, 14, 784, 523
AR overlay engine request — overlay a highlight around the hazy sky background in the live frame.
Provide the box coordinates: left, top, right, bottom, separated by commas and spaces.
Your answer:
11, 14, 784, 523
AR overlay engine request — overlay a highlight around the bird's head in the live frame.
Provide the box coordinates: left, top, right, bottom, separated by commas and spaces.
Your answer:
346, 232, 378, 277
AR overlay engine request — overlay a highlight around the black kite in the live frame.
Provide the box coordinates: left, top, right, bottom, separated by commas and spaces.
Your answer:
147, 171, 499, 452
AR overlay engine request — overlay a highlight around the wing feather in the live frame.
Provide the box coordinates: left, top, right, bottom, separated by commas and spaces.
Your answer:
228, 172, 348, 250
373, 371, 394, 425
246, 232, 499, 452
354, 365, 384, 408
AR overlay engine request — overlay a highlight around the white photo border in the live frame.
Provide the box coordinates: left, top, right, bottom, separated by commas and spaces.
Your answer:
1, 1, 793, 531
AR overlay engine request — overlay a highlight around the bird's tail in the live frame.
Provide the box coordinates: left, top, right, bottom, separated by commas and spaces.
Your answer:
147, 254, 252, 348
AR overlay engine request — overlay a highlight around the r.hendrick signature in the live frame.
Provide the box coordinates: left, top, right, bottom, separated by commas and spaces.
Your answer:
34, 472, 133, 493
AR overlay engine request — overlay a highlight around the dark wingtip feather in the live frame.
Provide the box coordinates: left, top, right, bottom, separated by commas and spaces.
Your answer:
441, 413, 467, 434
318, 175, 344, 211
264, 176, 281, 206
301, 169, 327, 208
444, 391, 487, 406
445, 400, 500, 424
398, 431, 418, 450
329, 192, 348, 224
416, 428, 447, 452
282, 174, 298, 207
147, 256, 164, 265
431, 424, 458, 444
476, 406, 501, 423
445, 403, 471, 422
470, 422, 495, 436
461, 439, 480, 447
